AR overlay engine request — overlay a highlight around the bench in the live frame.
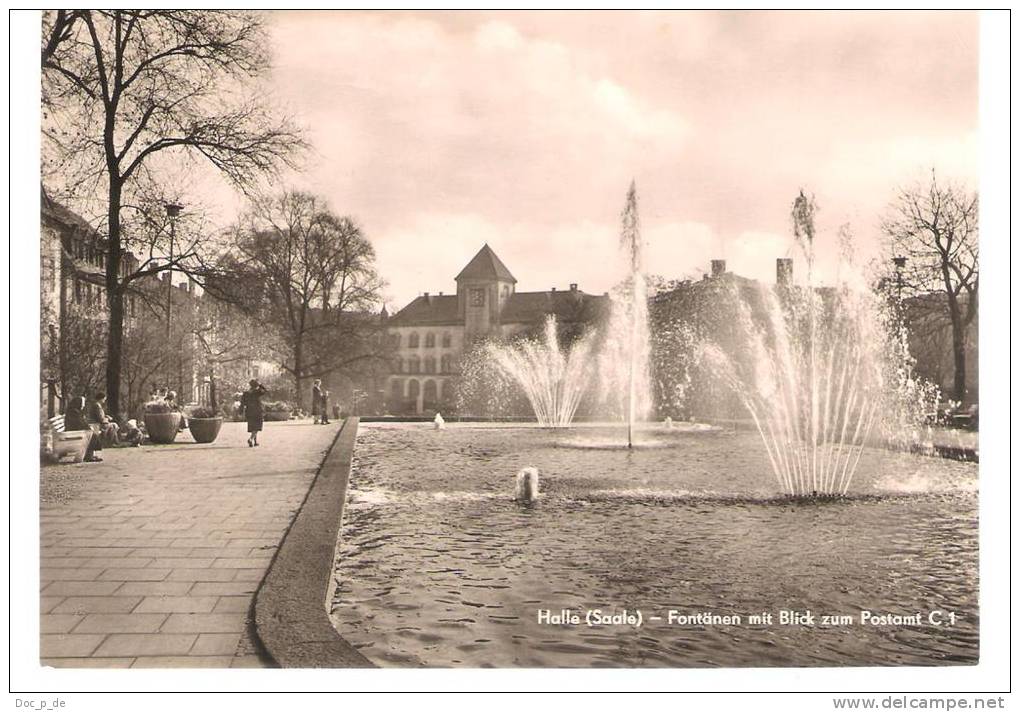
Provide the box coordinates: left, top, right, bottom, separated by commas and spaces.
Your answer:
46, 415, 91, 463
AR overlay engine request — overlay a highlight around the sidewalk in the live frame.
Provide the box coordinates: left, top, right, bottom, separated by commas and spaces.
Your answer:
40, 419, 341, 668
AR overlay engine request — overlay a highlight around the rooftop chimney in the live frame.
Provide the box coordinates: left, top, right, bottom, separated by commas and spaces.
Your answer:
776, 258, 793, 287
711, 259, 726, 277
569, 283, 578, 291
551, 287, 556, 292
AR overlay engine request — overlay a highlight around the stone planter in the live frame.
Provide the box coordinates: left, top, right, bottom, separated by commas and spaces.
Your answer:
188, 417, 223, 444
144, 412, 182, 444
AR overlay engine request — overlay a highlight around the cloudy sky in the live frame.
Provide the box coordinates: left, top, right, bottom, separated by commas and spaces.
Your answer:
257, 10, 977, 309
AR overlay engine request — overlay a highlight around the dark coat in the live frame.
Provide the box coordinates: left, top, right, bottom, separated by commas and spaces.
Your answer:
311, 385, 323, 416
241, 385, 268, 433
65, 396, 90, 431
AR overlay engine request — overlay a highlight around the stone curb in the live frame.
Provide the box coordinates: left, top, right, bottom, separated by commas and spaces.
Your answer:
253, 417, 374, 668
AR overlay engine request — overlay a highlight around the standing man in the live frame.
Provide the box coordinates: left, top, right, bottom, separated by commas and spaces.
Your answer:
320, 388, 331, 425
311, 379, 323, 424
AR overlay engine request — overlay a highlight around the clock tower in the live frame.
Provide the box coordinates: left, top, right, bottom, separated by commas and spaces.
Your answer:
454, 244, 517, 340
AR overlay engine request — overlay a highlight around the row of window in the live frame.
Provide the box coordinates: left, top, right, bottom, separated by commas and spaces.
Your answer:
72, 276, 138, 316
393, 355, 456, 375
393, 332, 453, 349
391, 377, 443, 402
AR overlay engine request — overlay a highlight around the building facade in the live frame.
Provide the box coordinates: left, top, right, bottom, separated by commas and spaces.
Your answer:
385, 244, 606, 414
40, 190, 278, 417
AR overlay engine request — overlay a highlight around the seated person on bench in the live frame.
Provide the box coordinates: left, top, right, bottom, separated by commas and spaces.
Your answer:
88, 391, 120, 447
66, 394, 102, 462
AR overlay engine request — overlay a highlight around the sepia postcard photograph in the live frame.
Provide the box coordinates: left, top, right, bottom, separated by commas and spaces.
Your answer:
9, 6, 1012, 703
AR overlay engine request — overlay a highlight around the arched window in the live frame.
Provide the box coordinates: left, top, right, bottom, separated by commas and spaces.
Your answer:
408, 333, 419, 348
441, 333, 451, 348
435, 380, 443, 402
441, 355, 454, 374
393, 356, 403, 374
391, 333, 401, 348
408, 356, 420, 374
390, 379, 403, 398
408, 379, 420, 400
423, 380, 437, 405
425, 333, 435, 348
424, 356, 436, 374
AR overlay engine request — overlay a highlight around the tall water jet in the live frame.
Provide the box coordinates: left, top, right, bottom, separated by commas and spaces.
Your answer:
487, 316, 597, 427
599, 181, 652, 447
700, 191, 919, 497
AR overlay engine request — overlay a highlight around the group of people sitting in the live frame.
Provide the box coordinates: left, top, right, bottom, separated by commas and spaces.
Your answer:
62, 390, 144, 463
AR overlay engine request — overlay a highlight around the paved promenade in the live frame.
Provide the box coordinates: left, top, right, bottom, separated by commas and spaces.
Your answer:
40, 419, 341, 668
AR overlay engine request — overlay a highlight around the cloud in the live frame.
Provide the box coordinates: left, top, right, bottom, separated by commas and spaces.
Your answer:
252, 12, 977, 310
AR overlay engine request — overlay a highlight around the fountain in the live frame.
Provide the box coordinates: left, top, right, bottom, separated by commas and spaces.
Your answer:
700, 192, 910, 497
514, 467, 540, 504
486, 316, 597, 428
596, 181, 653, 447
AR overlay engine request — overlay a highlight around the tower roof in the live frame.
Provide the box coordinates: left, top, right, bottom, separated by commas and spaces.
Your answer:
455, 244, 517, 283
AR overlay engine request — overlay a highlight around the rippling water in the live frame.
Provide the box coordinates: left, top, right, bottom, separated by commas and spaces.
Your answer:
330, 423, 978, 668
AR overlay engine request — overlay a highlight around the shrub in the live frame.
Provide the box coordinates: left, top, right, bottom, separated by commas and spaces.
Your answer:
143, 400, 172, 414
188, 406, 218, 419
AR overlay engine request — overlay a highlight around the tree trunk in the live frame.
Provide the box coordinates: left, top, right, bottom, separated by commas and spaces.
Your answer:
293, 338, 304, 410
105, 181, 124, 416
950, 311, 967, 404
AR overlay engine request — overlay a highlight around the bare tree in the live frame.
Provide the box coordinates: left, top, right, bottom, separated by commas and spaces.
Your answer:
228, 191, 385, 409
882, 171, 978, 402
41, 10, 304, 415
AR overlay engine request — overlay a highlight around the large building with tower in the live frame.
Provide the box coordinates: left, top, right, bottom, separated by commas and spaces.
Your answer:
384, 244, 607, 414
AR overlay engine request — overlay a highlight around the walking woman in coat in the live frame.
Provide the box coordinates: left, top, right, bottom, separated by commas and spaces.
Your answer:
241, 379, 268, 447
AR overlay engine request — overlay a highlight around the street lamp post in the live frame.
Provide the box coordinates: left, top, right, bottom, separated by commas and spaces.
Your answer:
165, 203, 183, 389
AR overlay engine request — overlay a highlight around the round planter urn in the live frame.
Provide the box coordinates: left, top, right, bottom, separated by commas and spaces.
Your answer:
188, 417, 223, 444
144, 412, 182, 444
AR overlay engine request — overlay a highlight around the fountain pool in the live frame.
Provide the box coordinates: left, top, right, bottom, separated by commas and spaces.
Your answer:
330, 422, 977, 668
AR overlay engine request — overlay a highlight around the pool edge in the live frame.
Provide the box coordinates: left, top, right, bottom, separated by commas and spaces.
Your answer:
253, 416, 375, 668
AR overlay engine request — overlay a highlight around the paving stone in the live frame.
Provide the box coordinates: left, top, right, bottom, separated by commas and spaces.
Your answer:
40, 614, 84, 634
210, 558, 272, 570
81, 557, 156, 569
75, 613, 168, 634
190, 633, 242, 656
98, 568, 171, 582
233, 569, 265, 582
40, 421, 336, 666
131, 656, 235, 668
160, 613, 246, 634
230, 655, 268, 668
93, 633, 197, 657
41, 597, 65, 613
167, 568, 237, 582
130, 547, 194, 558
42, 657, 136, 668
39, 567, 104, 582
42, 581, 123, 597
135, 596, 219, 613
115, 581, 194, 596
40, 634, 106, 657
212, 596, 251, 613
67, 547, 135, 558
189, 581, 258, 597
52, 597, 144, 614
